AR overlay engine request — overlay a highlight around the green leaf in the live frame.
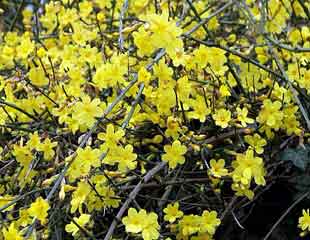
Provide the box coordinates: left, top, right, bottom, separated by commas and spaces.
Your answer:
280, 145, 310, 171
290, 174, 310, 192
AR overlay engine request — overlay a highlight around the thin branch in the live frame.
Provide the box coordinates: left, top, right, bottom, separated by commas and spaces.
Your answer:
24, 79, 138, 238
184, 0, 235, 35
267, 43, 310, 131
0, 99, 39, 121
9, 0, 25, 31
182, 35, 284, 80
0, 188, 50, 213
121, 83, 144, 129
25, 49, 166, 238
185, 0, 210, 36
103, 161, 167, 240
264, 34, 310, 53
118, 0, 129, 52
262, 191, 309, 240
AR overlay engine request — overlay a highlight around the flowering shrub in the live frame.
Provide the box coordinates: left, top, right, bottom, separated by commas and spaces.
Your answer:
0, 0, 310, 239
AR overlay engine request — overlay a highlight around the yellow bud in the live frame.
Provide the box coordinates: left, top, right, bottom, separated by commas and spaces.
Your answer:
179, 135, 188, 142
181, 126, 188, 132
37, 47, 46, 58
227, 34, 236, 43
97, 12, 105, 22
133, 141, 142, 147
207, 144, 213, 149
193, 134, 206, 141
59, 185, 65, 200
214, 188, 221, 193
106, 171, 123, 177
42, 175, 58, 186
225, 149, 237, 155
219, 39, 227, 46
146, 153, 156, 161
140, 162, 146, 174
142, 138, 152, 145
191, 144, 200, 152
152, 135, 163, 144
244, 128, 253, 134
187, 131, 194, 137
121, 23, 143, 35
149, 145, 159, 152
64, 185, 76, 192
257, 95, 268, 101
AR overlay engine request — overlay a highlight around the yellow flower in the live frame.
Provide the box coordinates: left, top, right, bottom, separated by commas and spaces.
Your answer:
283, 105, 301, 136
28, 67, 49, 86
86, 184, 120, 211
72, 95, 103, 130
244, 133, 267, 154
12, 145, 33, 167
164, 202, 183, 223
257, 99, 283, 130
209, 159, 228, 178
165, 116, 181, 140
200, 210, 221, 235
27, 131, 41, 150
192, 45, 208, 69
299, 209, 310, 237
288, 28, 302, 45
98, 124, 125, 148
176, 75, 192, 103
93, 60, 126, 89
213, 109, 231, 128
153, 59, 174, 89
156, 87, 176, 115
65, 214, 90, 236
219, 85, 231, 98
28, 197, 50, 224
122, 208, 160, 240
70, 181, 91, 213
189, 96, 211, 122
231, 182, 254, 200
117, 144, 137, 172
2, 223, 23, 240
236, 107, 254, 127
162, 140, 187, 169
37, 138, 58, 160
193, 46, 227, 75
67, 146, 101, 181
0, 195, 15, 212
122, 208, 145, 233
138, 67, 152, 85
179, 214, 200, 236
232, 148, 266, 186
16, 33, 35, 59
16, 209, 32, 227
141, 212, 160, 240
207, 17, 219, 31
133, 28, 155, 57
145, 10, 183, 56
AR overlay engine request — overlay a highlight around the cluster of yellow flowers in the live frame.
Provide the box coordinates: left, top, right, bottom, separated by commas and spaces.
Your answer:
122, 208, 160, 240
122, 203, 220, 240
2, 197, 49, 239
0, 0, 309, 239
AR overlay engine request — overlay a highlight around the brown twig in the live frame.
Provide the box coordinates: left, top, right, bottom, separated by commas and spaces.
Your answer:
103, 161, 166, 240
262, 191, 309, 240
184, 0, 236, 35
9, 0, 25, 31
